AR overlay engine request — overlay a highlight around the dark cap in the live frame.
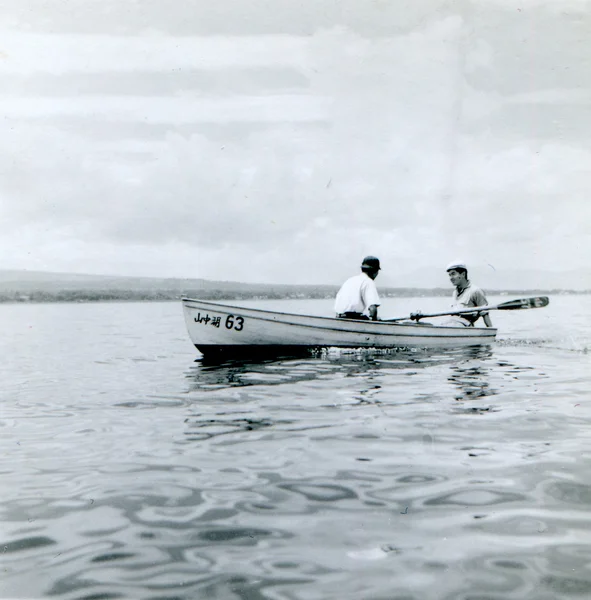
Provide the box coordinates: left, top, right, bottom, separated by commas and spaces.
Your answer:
361, 256, 381, 271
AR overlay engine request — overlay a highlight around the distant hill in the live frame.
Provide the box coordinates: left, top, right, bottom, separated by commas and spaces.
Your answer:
0, 270, 338, 302
0, 269, 587, 303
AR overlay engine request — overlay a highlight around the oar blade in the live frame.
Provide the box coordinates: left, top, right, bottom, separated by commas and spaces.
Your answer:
497, 296, 549, 310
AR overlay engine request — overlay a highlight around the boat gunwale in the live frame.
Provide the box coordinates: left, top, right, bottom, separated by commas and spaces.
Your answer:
182, 297, 497, 339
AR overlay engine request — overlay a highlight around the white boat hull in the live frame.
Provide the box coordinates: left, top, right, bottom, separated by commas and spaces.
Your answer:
182, 298, 497, 355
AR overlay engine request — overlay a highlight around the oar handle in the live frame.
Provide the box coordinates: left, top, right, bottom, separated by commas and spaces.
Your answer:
409, 305, 494, 321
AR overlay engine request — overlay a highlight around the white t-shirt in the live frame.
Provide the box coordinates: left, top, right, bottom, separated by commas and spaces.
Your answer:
334, 273, 380, 315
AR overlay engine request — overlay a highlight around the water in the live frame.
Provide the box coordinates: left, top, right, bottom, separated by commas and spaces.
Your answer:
1, 296, 590, 600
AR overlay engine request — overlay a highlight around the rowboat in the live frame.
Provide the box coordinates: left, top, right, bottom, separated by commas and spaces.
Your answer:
181, 297, 498, 356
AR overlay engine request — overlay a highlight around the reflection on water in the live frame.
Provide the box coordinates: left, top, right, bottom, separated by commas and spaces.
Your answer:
186, 345, 497, 392
448, 360, 496, 401
183, 414, 289, 442
2, 300, 591, 600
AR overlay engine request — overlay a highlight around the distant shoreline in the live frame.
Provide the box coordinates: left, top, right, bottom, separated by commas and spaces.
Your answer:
0, 288, 588, 304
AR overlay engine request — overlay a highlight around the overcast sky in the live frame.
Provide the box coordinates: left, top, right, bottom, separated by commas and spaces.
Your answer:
1, 0, 590, 287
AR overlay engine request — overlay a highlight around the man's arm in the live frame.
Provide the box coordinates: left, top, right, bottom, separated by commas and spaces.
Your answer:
472, 288, 492, 327
361, 279, 380, 321
368, 304, 379, 321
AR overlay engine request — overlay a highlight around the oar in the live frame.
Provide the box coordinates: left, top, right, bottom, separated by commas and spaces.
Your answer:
385, 296, 549, 322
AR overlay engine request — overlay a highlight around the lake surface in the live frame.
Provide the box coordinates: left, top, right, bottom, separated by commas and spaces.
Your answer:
1, 296, 590, 600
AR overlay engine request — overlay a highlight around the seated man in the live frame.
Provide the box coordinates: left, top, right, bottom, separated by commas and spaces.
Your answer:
446, 260, 493, 327
334, 256, 381, 321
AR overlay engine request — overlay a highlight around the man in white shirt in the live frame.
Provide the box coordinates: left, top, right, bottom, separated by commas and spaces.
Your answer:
334, 256, 381, 321
446, 260, 493, 327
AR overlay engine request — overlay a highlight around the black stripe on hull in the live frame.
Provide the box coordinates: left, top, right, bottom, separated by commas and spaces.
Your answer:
194, 342, 492, 359
195, 344, 322, 362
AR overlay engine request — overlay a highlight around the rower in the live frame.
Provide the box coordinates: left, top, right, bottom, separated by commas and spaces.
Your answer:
334, 256, 381, 321
445, 260, 493, 327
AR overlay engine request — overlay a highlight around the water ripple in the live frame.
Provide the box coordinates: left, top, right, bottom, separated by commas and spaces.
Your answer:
2, 299, 591, 600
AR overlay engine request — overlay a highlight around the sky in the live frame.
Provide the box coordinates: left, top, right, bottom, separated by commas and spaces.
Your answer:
1, 0, 590, 288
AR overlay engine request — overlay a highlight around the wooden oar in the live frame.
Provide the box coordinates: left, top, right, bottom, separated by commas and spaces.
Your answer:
386, 296, 549, 322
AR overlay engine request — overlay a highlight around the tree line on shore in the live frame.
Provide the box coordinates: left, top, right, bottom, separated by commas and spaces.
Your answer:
0, 287, 585, 304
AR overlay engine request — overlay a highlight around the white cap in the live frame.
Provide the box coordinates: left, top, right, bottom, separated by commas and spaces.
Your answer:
446, 260, 467, 271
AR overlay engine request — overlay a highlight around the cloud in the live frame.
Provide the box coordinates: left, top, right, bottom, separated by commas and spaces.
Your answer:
2, 68, 311, 97
0, 0, 486, 37
5, 0, 589, 38
1, 5, 590, 282
1, 95, 329, 123
0, 123, 333, 244
0, 32, 309, 74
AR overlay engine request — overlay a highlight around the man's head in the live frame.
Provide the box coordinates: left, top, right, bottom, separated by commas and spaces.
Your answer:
446, 260, 468, 287
361, 256, 381, 280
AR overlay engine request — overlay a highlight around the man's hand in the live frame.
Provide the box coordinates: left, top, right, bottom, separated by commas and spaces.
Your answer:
463, 311, 479, 323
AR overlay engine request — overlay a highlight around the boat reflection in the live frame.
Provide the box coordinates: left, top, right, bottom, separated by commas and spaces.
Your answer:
447, 346, 498, 401
185, 345, 497, 392
181, 345, 501, 443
